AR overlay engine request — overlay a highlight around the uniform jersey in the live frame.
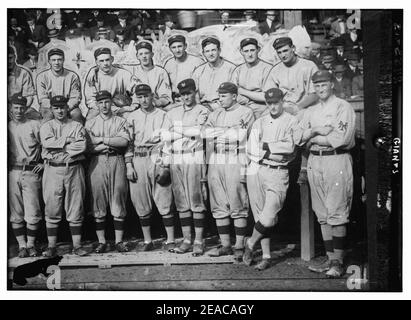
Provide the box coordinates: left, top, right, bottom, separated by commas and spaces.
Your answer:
163, 53, 204, 93
263, 57, 318, 105
8, 65, 36, 99
84, 66, 132, 110
192, 59, 236, 103
40, 119, 88, 162
36, 68, 82, 109
8, 119, 42, 164
127, 65, 173, 105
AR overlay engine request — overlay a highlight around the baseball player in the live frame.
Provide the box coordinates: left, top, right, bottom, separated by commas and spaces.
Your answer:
40, 95, 88, 257
296, 70, 356, 277
191, 37, 237, 112
84, 47, 134, 120
36, 48, 84, 123
85, 90, 131, 253
127, 41, 173, 109
203, 82, 255, 259
231, 37, 273, 119
8, 46, 40, 120
243, 88, 299, 270
8, 94, 43, 258
163, 79, 209, 255
163, 35, 204, 98
125, 84, 175, 252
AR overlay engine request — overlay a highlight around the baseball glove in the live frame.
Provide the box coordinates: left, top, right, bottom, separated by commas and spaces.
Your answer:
155, 166, 171, 187
112, 94, 132, 108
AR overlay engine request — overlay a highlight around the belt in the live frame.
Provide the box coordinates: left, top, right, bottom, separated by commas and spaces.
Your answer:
171, 148, 202, 155
47, 160, 82, 167
258, 161, 288, 170
134, 151, 152, 157
11, 164, 38, 171
310, 149, 349, 156
96, 152, 123, 157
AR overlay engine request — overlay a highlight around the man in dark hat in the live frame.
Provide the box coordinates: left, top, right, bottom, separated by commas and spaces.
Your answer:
89, 16, 115, 41
163, 79, 210, 255
26, 13, 48, 48
192, 37, 236, 111
244, 88, 300, 270
320, 54, 335, 72
242, 10, 258, 26
231, 37, 273, 119
344, 51, 362, 80
84, 47, 133, 119
85, 90, 131, 253
203, 82, 255, 260
40, 95, 89, 257
258, 10, 282, 35
163, 34, 204, 97
124, 84, 176, 252
8, 93, 43, 258
127, 41, 173, 109
332, 64, 352, 99
296, 70, 356, 278
36, 48, 83, 123
113, 12, 136, 44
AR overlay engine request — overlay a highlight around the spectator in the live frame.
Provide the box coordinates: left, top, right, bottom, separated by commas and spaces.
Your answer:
65, 15, 91, 40
320, 55, 335, 72
89, 9, 108, 27
340, 26, 362, 53
329, 14, 347, 39
23, 47, 39, 74
351, 61, 363, 97
25, 13, 48, 49
309, 42, 322, 67
242, 10, 258, 26
344, 51, 362, 80
331, 37, 346, 64
258, 10, 282, 35
90, 16, 115, 41
9, 17, 27, 44
113, 12, 136, 44
332, 64, 352, 99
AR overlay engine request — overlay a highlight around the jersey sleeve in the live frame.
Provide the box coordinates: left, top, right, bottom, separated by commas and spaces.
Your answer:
262, 66, 279, 92
65, 123, 87, 157
84, 67, 99, 110
22, 70, 35, 97
156, 69, 173, 104
40, 122, 66, 150
327, 101, 356, 149
67, 72, 82, 109
305, 62, 319, 95
247, 119, 264, 162
36, 71, 51, 108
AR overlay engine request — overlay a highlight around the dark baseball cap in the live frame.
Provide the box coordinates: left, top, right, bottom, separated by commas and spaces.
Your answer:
177, 79, 196, 94
240, 37, 258, 49
264, 88, 283, 103
47, 48, 64, 59
201, 37, 220, 49
10, 93, 27, 106
48, 29, 59, 38
95, 90, 112, 101
273, 37, 293, 50
135, 84, 152, 95
168, 34, 186, 46
135, 41, 153, 52
312, 70, 333, 83
94, 47, 111, 59
50, 95, 69, 106
218, 82, 238, 94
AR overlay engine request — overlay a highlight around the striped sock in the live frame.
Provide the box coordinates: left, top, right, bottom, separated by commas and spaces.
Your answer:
320, 224, 334, 260
332, 225, 347, 263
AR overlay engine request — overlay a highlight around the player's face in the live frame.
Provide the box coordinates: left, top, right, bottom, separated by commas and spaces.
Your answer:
11, 104, 27, 121
49, 54, 64, 72
181, 90, 196, 107
276, 45, 295, 65
8, 53, 16, 69
98, 98, 112, 115
136, 93, 154, 110
240, 44, 259, 64
170, 42, 186, 59
96, 54, 113, 73
203, 44, 220, 64
137, 48, 154, 67
51, 105, 68, 121
266, 14, 275, 21
219, 92, 237, 109
314, 81, 334, 100
266, 101, 283, 118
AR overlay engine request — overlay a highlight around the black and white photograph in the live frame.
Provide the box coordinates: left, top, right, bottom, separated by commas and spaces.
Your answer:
4, 4, 403, 296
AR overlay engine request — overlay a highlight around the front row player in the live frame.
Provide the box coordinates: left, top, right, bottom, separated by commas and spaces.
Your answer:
297, 70, 356, 278
243, 88, 299, 270
8, 94, 43, 258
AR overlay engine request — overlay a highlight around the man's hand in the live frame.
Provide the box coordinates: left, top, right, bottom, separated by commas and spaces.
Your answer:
126, 164, 138, 182
32, 163, 44, 174
93, 144, 109, 152
312, 125, 333, 136
90, 136, 103, 145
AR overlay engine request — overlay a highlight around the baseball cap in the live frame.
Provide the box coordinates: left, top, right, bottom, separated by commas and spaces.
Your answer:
48, 29, 59, 38
135, 41, 153, 52
50, 95, 69, 106
322, 55, 335, 64
264, 88, 283, 103
240, 37, 258, 49
10, 94, 27, 106
47, 48, 64, 59
177, 79, 196, 94
135, 84, 152, 95
94, 47, 111, 59
273, 37, 293, 50
312, 70, 333, 83
218, 82, 238, 94
201, 37, 220, 49
168, 34, 186, 46
95, 90, 112, 101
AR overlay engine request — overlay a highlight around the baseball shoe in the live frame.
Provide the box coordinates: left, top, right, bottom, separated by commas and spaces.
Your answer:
207, 245, 233, 257
163, 241, 176, 252
115, 242, 129, 253
192, 242, 205, 257
141, 242, 154, 252
174, 241, 192, 254
72, 246, 89, 256
234, 247, 245, 262
242, 238, 254, 266
27, 247, 38, 257
95, 243, 107, 254
18, 247, 29, 258
308, 257, 331, 273
254, 258, 271, 271
42, 247, 57, 258
325, 260, 345, 278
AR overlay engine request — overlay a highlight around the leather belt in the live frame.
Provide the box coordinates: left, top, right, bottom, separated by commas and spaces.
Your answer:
171, 148, 201, 154
47, 160, 82, 167
135, 151, 152, 157
11, 164, 38, 171
310, 149, 349, 156
258, 161, 288, 170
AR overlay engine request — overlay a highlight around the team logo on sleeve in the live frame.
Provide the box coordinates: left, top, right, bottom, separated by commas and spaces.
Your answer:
338, 121, 348, 132
239, 119, 247, 129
